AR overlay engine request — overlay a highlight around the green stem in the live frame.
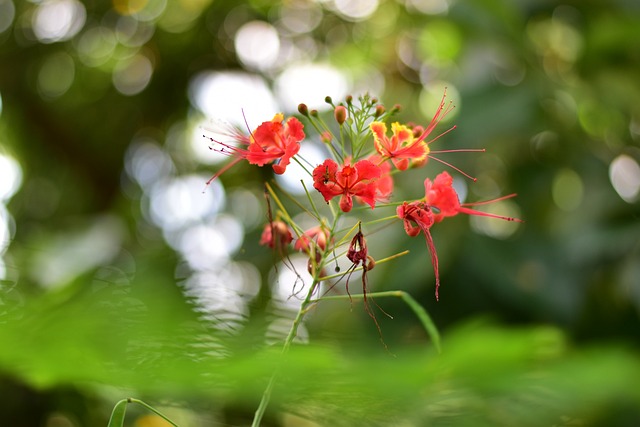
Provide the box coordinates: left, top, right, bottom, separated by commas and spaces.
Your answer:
251, 279, 321, 427
311, 290, 441, 353
129, 398, 179, 427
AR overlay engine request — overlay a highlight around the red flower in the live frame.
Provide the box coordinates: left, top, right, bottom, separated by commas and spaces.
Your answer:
247, 113, 305, 174
369, 155, 394, 200
370, 121, 428, 171
312, 158, 382, 212
396, 201, 441, 300
259, 221, 293, 249
205, 114, 304, 185
424, 172, 523, 223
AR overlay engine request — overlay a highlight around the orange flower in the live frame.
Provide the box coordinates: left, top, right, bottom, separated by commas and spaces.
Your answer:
370, 121, 428, 171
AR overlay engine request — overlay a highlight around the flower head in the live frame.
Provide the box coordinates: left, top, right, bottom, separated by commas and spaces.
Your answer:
247, 113, 305, 174
313, 158, 382, 212
424, 172, 523, 223
397, 201, 441, 300
370, 121, 428, 171
205, 114, 304, 185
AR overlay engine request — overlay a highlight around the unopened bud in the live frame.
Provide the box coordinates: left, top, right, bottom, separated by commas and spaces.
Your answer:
334, 105, 347, 125
374, 105, 385, 118
325, 96, 333, 105
366, 255, 376, 271
298, 103, 309, 117
371, 97, 378, 105
310, 109, 318, 117
391, 104, 401, 113
345, 95, 353, 104
320, 131, 332, 143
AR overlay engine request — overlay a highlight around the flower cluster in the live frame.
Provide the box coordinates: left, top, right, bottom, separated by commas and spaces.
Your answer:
205, 92, 522, 303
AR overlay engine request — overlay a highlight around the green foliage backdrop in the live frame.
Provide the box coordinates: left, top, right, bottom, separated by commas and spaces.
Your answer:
1, 0, 639, 425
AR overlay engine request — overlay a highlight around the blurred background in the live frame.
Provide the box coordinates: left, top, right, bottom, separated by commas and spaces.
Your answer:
1, 0, 639, 426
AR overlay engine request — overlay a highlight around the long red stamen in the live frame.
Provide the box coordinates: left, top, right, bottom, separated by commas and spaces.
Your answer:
417, 88, 456, 143
428, 155, 478, 182
417, 220, 440, 301
430, 148, 486, 154
457, 206, 524, 223
424, 125, 457, 145
462, 193, 518, 207
205, 157, 243, 187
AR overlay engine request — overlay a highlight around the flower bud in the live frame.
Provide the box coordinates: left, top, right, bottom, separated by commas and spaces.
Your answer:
391, 104, 401, 113
411, 125, 425, 138
298, 103, 309, 117
374, 105, 385, 118
366, 255, 376, 271
345, 95, 353, 104
259, 221, 293, 249
310, 109, 318, 117
334, 105, 347, 125
320, 131, 332, 143
325, 96, 333, 105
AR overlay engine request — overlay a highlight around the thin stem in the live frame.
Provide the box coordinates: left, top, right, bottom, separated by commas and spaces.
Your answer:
318, 250, 409, 281
129, 399, 180, 427
311, 290, 441, 353
251, 279, 321, 427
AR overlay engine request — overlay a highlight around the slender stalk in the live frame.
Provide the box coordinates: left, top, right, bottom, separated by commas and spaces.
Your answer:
128, 399, 180, 427
311, 290, 441, 353
251, 278, 321, 427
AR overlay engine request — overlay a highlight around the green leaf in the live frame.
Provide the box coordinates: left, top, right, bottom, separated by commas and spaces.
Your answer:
107, 399, 128, 427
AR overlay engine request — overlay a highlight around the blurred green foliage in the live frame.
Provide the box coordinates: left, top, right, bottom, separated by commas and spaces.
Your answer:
1, 0, 639, 425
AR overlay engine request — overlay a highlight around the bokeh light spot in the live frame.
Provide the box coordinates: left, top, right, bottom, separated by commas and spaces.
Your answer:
128, 0, 167, 22
234, 21, 280, 71
189, 71, 279, 127
417, 20, 462, 63
115, 16, 155, 47
470, 200, 522, 239
125, 139, 175, 190
37, 52, 75, 99
0, 154, 23, 202
112, 0, 148, 15
76, 26, 117, 67
112, 53, 154, 96
609, 154, 640, 203
279, 2, 323, 34
275, 63, 348, 112
552, 168, 583, 211
405, 0, 449, 15
0, 0, 15, 34
272, 255, 313, 310
31, 216, 125, 288
418, 82, 459, 122
178, 218, 243, 271
275, 141, 327, 195
32, 0, 86, 44
157, 0, 208, 33
333, 0, 379, 21
148, 175, 225, 231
